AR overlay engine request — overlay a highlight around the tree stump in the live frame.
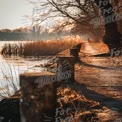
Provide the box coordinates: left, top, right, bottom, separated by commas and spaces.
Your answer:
20, 72, 57, 122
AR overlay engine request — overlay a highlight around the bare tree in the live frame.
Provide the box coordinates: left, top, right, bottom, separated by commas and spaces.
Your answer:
94, 0, 122, 48
28, 0, 122, 48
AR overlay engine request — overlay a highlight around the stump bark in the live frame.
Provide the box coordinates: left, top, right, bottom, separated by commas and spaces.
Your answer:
20, 72, 57, 122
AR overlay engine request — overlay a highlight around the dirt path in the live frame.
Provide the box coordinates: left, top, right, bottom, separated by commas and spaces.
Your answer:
74, 56, 122, 121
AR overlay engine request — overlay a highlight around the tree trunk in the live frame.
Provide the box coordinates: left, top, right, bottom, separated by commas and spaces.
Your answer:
94, 0, 121, 49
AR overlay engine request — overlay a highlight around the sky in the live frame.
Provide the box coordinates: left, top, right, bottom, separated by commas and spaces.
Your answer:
0, 0, 33, 29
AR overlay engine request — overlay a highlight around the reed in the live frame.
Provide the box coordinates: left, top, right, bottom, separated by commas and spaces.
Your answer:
1, 35, 83, 56
0, 62, 20, 100
23, 36, 82, 56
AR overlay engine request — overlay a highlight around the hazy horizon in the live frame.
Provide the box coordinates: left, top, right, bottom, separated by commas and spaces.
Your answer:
0, 0, 33, 30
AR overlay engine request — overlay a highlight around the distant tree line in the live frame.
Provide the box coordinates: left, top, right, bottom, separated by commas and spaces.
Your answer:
0, 27, 70, 41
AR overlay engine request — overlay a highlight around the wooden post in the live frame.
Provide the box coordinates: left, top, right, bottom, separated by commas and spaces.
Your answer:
70, 47, 79, 61
20, 72, 57, 122
57, 56, 75, 82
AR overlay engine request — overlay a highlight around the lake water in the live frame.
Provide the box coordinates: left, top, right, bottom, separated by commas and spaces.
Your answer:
0, 54, 48, 100
0, 41, 52, 100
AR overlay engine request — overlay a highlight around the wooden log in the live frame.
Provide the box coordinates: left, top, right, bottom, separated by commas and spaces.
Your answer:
57, 56, 75, 82
20, 72, 57, 122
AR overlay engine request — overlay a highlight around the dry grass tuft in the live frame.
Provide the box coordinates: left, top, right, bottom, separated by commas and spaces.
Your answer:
23, 36, 83, 56
57, 87, 101, 122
